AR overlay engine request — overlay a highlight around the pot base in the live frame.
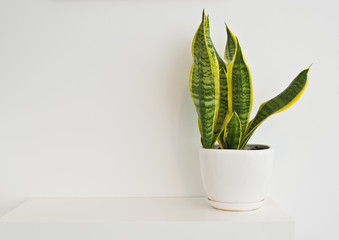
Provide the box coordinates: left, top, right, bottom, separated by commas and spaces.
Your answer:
207, 198, 265, 211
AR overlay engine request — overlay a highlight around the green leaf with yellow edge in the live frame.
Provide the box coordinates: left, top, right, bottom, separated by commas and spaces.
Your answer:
205, 17, 229, 144
189, 10, 220, 148
218, 131, 228, 149
226, 41, 253, 138
239, 68, 310, 149
225, 26, 237, 68
204, 16, 218, 68
213, 67, 228, 143
225, 112, 242, 149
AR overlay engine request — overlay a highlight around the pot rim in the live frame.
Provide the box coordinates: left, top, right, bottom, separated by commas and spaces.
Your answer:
200, 144, 272, 152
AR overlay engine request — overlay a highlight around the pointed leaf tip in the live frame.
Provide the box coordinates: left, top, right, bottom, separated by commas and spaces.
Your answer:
202, 9, 206, 20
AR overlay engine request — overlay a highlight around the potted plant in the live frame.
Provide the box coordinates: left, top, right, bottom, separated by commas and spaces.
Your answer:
190, 11, 309, 211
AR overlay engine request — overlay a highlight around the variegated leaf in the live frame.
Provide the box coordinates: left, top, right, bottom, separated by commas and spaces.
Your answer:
189, 11, 220, 148
225, 112, 242, 149
225, 26, 237, 68
205, 17, 229, 144
226, 41, 252, 138
240, 68, 310, 149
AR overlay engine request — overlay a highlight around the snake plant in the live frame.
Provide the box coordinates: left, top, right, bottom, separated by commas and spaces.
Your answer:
189, 11, 309, 149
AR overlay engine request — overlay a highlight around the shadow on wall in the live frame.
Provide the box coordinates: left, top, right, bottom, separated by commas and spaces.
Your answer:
168, 39, 204, 196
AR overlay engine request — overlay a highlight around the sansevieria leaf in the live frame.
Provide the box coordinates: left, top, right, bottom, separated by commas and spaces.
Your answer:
218, 131, 228, 149
204, 16, 218, 68
224, 26, 237, 68
213, 67, 228, 143
189, 11, 220, 148
205, 17, 229, 143
239, 68, 310, 149
225, 112, 242, 149
226, 41, 253, 137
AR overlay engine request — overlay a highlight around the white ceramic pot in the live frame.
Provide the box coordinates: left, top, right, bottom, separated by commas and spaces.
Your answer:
200, 144, 274, 211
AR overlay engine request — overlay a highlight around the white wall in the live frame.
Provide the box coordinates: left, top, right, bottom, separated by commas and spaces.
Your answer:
0, 0, 338, 239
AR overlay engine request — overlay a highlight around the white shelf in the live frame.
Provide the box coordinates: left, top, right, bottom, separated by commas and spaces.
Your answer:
0, 197, 293, 240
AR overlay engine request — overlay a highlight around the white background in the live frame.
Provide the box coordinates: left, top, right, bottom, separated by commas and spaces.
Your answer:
0, 0, 338, 239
